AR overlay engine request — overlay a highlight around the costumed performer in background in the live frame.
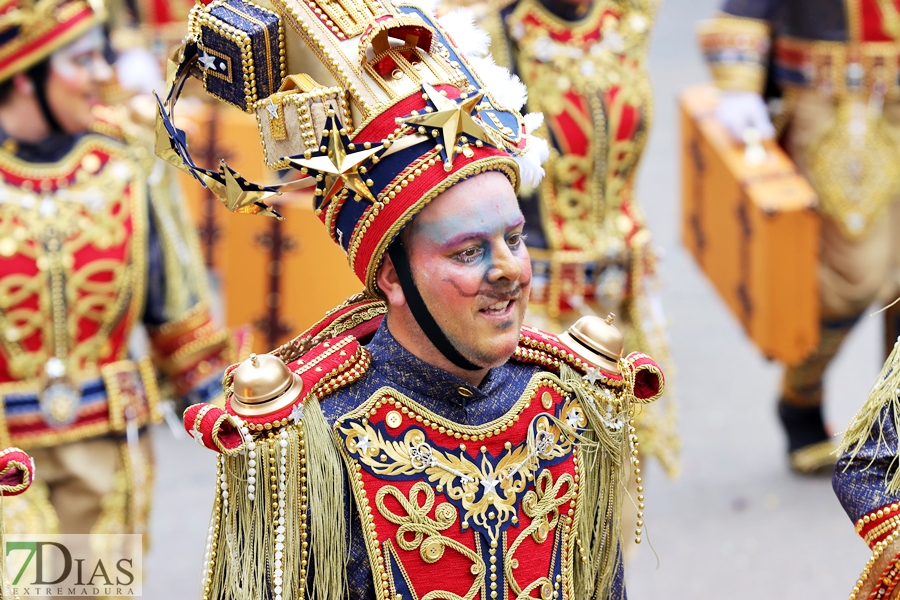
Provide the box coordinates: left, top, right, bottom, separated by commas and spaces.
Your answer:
467, 0, 678, 490
0, 0, 242, 538
699, 0, 900, 475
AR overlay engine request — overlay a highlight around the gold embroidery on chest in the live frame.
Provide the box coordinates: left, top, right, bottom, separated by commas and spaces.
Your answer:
508, 0, 652, 255
336, 372, 591, 600
0, 141, 147, 381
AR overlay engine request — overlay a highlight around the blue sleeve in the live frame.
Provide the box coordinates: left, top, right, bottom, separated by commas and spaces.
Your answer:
721, 0, 779, 20
608, 545, 627, 600
833, 403, 900, 524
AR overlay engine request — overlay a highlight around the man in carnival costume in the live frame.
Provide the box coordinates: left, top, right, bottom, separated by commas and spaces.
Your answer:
698, 0, 900, 475
833, 338, 900, 599
0, 0, 242, 536
159, 0, 665, 597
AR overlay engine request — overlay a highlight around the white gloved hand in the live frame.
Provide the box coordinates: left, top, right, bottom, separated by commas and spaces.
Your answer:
714, 90, 775, 142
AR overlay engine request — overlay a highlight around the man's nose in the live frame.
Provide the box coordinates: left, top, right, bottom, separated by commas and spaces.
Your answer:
486, 240, 522, 283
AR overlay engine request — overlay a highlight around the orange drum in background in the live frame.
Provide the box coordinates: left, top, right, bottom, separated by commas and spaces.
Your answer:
680, 83, 820, 366
176, 101, 363, 353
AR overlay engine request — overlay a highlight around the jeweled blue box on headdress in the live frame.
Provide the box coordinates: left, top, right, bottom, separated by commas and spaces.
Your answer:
194, 0, 285, 112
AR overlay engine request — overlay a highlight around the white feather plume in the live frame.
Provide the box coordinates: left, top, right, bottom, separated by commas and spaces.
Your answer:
468, 55, 528, 111
438, 9, 491, 59
514, 135, 550, 188
523, 112, 544, 134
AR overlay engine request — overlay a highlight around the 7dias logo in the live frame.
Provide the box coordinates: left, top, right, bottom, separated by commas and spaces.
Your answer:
2, 535, 142, 597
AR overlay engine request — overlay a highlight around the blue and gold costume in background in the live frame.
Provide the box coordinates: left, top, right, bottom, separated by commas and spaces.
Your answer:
699, 0, 900, 472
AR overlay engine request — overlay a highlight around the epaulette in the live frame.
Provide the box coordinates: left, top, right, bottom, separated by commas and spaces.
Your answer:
186, 334, 371, 450
514, 324, 665, 402
515, 324, 621, 383
195, 297, 384, 451
272, 295, 386, 363
220, 295, 384, 395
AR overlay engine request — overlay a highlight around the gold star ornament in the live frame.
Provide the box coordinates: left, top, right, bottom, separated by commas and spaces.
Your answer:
289, 114, 383, 208
400, 82, 488, 171
203, 163, 282, 219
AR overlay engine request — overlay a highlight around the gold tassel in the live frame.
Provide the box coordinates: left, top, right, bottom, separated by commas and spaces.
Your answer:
839, 337, 900, 494
200, 396, 348, 600
559, 362, 633, 600
302, 395, 349, 599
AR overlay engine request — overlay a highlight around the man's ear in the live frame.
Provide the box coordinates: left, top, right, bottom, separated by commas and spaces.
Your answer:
12, 73, 33, 96
376, 253, 406, 308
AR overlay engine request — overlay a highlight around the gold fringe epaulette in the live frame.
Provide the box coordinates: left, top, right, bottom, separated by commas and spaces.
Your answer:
189, 337, 368, 600
515, 325, 666, 404
840, 336, 900, 494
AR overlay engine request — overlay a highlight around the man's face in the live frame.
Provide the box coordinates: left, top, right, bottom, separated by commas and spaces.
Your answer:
404, 171, 532, 368
46, 27, 111, 135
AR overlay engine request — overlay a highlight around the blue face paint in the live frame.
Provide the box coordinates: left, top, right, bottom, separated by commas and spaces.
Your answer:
396, 171, 533, 371
413, 202, 526, 285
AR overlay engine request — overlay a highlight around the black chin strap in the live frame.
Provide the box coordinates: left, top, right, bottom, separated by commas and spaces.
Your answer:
388, 240, 483, 371
27, 61, 63, 134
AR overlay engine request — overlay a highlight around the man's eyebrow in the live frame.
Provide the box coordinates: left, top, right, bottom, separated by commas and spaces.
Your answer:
506, 216, 525, 232
440, 216, 525, 249
440, 231, 490, 248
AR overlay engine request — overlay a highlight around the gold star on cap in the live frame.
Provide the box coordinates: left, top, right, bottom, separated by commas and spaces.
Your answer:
289, 113, 382, 207
400, 83, 487, 171
202, 163, 283, 219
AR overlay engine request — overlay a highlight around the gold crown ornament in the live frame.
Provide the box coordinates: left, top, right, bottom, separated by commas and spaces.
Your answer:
557, 313, 625, 374
155, 0, 549, 294
230, 352, 304, 416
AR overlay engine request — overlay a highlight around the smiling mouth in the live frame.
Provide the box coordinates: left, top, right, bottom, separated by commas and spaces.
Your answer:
480, 299, 515, 317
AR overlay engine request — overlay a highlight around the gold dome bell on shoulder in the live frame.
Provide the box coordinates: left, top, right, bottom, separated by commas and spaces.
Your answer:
231, 353, 304, 416
557, 313, 625, 374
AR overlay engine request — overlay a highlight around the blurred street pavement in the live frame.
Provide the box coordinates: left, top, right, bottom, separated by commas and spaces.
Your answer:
144, 0, 877, 597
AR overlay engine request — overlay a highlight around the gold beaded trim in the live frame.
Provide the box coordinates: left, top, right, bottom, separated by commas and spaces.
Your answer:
850, 531, 900, 600
239, 343, 371, 432
340, 371, 561, 438
515, 331, 625, 389
858, 502, 900, 533
272, 300, 385, 365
